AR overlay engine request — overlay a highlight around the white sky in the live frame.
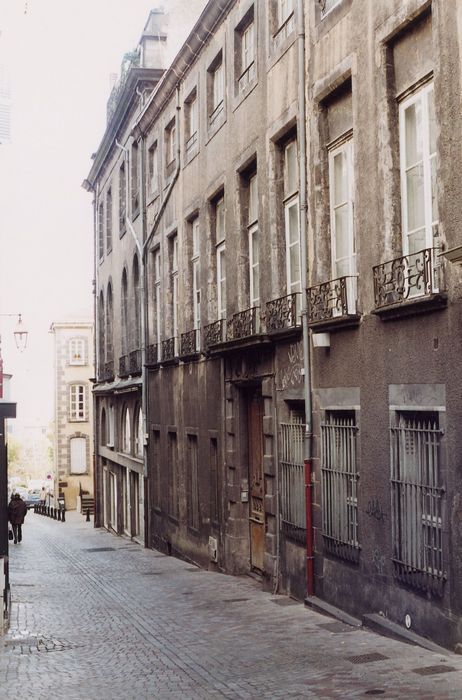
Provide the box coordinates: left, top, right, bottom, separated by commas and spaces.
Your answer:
0, 0, 206, 436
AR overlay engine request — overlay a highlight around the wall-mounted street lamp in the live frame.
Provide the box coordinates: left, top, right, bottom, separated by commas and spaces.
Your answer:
0, 314, 28, 353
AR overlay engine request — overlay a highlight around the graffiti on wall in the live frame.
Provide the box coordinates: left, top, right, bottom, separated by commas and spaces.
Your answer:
278, 342, 303, 390
365, 496, 387, 522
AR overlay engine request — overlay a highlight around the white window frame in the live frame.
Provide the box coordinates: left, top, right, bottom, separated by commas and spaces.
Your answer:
239, 22, 256, 91
69, 384, 86, 422
98, 202, 104, 260
148, 142, 158, 194
69, 338, 85, 365
107, 404, 115, 448
321, 0, 342, 19
70, 436, 87, 474
154, 250, 161, 362
186, 94, 198, 155
210, 60, 224, 125
215, 197, 226, 319
122, 407, 131, 454
135, 407, 143, 458
166, 122, 176, 166
283, 141, 301, 295
192, 218, 201, 335
248, 174, 259, 307
106, 188, 112, 252
171, 235, 179, 340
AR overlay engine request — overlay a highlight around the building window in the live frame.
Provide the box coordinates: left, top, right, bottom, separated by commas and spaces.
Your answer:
247, 174, 259, 307
106, 188, 112, 253
121, 269, 128, 355
390, 411, 444, 590
69, 384, 86, 422
283, 140, 301, 295
168, 431, 179, 519
70, 436, 87, 474
192, 218, 201, 344
187, 434, 200, 530
119, 161, 126, 235
165, 119, 176, 175
238, 16, 256, 92
280, 409, 306, 543
98, 291, 105, 369
107, 404, 115, 447
170, 234, 179, 341
152, 429, 161, 511
321, 410, 360, 562
328, 136, 356, 312
154, 250, 161, 361
98, 202, 104, 260
131, 140, 140, 215
135, 406, 143, 458
122, 406, 131, 454
133, 255, 141, 350
210, 437, 219, 525
185, 90, 198, 159
274, 0, 295, 45
69, 338, 85, 365
399, 81, 437, 258
215, 196, 226, 319
106, 283, 114, 362
320, 0, 342, 18
148, 141, 159, 195
209, 53, 224, 127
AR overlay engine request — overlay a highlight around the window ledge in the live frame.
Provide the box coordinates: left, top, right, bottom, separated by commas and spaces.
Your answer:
233, 77, 258, 112
372, 293, 447, 321
308, 314, 361, 332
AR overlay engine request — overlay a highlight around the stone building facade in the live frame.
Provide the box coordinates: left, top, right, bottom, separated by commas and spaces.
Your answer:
86, 0, 462, 649
50, 321, 94, 510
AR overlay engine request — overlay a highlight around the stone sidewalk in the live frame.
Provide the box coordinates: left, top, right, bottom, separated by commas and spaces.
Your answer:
1, 511, 462, 699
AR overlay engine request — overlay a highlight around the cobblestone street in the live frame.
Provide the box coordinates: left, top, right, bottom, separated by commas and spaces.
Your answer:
1, 512, 461, 699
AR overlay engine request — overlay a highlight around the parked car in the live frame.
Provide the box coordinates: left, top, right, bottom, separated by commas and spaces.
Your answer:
24, 489, 42, 509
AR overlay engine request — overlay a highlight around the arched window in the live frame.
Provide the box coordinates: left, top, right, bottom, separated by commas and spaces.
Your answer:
122, 405, 131, 454
106, 282, 114, 362
133, 254, 141, 350
135, 406, 143, 457
98, 291, 105, 369
121, 269, 128, 355
100, 407, 107, 446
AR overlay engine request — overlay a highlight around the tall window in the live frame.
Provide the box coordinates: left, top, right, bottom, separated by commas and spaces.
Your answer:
152, 430, 161, 511
390, 411, 444, 588
98, 202, 104, 260
122, 406, 131, 454
131, 140, 139, 214
135, 406, 143, 458
168, 431, 179, 519
133, 256, 141, 350
106, 283, 114, 362
106, 188, 112, 252
399, 81, 437, 257
154, 250, 161, 361
187, 434, 200, 530
248, 174, 259, 307
210, 56, 224, 126
119, 161, 126, 234
275, 0, 294, 43
166, 120, 176, 171
321, 411, 359, 562
148, 141, 158, 194
186, 92, 198, 158
283, 140, 301, 295
329, 137, 356, 312
98, 291, 105, 369
69, 384, 86, 422
170, 235, 179, 341
70, 437, 87, 474
239, 21, 255, 91
69, 338, 85, 365
215, 197, 226, 319
280, 409, 306, 543
107, 404, 115, 447
121, 269, 128, 355
192, 218, 201, 346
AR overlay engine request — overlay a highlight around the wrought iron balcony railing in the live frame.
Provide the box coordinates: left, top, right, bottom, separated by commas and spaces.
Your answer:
161, 336, 177, 362
373, 248, 438, 309
119, 355, 130, 377
266, 293, 301, 334
307, 276, 358, 324
203, 319, 226, 350
227, 307, 260, 341
146, 343, 159, 365
129, 349, 142, 374
100, 360, 114, 382
180, 328, 200, 357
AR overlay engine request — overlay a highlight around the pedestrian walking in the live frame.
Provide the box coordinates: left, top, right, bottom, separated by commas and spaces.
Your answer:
39, 486, 47, 505
8, 493, 27, 544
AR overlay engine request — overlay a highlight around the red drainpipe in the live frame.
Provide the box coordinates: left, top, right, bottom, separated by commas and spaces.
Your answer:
305, 459, 314, 596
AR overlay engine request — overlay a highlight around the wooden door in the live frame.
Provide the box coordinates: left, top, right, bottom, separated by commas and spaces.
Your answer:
248, 390, 265, 572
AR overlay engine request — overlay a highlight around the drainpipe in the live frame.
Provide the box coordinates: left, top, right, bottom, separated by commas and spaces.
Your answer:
92, 184, 100, 527
296, 0, 314, 598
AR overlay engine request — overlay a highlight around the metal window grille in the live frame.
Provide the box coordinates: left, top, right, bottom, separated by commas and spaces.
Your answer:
280, 411, 306, 543
321, 411, 360, 563
390, 412, 445, 594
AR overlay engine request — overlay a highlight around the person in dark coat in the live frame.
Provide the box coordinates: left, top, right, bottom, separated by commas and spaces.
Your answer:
8, 493, 27, 544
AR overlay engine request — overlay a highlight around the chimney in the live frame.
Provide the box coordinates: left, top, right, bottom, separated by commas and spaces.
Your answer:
139, 8, 167, 70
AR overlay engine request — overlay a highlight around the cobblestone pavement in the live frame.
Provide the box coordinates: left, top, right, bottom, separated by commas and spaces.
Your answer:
1, 513, 462, 699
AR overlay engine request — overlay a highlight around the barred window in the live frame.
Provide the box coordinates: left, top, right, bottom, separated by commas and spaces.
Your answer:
390, 411, 445, 593
280, 410, 306, 543
321, 410, 359, 562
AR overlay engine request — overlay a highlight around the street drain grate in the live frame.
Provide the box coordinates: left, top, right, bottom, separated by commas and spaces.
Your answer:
346, 653, 388, 664
412, 665, 456, 676
222, 598, 250, 603
319, 622, 357, 633
270, 597, 299, 606
83, 547, 115, 552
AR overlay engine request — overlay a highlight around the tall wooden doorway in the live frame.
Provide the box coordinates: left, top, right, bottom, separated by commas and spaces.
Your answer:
247, 388, 265, 572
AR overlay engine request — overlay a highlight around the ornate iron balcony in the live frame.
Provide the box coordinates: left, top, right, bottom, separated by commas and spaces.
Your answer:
307, 276, 358, 324
129, 349, 142, 374
180, 328, 200, 357
147, 343, 159, 365
119, 354, 130, 378
203, 319, 226, 350
373, 248, 438, 309
227, 307, 260, 341
161, 336, 177, 362
266, 293, 301, 333
100, 360, 114, 382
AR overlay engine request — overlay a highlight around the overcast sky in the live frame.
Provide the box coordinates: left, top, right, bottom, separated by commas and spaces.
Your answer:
0, 0, 206, 435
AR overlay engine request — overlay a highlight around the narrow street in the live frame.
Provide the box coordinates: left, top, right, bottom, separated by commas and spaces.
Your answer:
0, 513, 460, 699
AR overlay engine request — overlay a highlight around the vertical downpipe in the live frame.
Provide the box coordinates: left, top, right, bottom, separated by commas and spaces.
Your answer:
93, 183, 100, 528
296, 0, 314, 598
